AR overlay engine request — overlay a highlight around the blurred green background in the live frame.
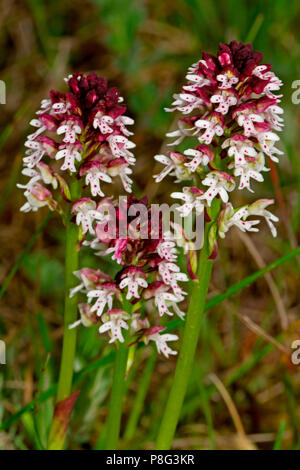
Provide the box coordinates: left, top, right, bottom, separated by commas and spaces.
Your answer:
0, 0, 300, 450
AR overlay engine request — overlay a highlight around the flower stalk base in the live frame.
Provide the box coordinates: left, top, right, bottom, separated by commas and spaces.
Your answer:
104, 332, 129, 450
47, 178, 81, 450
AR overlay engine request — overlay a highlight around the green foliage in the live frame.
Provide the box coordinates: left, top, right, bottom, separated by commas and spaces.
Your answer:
22, 251, 64, 297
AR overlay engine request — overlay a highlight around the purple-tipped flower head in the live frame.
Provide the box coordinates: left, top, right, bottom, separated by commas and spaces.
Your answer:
154, 41, 283, 250
18, 72, 135, 215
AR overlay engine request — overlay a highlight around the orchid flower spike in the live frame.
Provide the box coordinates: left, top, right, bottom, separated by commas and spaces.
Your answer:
70, 196, 188, 359
18, 73, 136, 225
153, 41, 283, 262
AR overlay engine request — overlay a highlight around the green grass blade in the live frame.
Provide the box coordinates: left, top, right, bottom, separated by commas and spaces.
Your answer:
244, 13, 264, 43
0, 213, 52, 301
273, 420, 286, 450
204, 246, 300, 311
196, 366, 216, 450
123, 352, 156, 443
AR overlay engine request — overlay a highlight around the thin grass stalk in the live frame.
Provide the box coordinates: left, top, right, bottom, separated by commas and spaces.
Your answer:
104, 299, 133, 450
104, 334, 129, 450
124, 352, 156, 443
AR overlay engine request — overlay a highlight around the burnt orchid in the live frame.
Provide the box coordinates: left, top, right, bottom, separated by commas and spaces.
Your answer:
71, 196, 187, 358
18, 72, 135, 223
154, 42, 284, 450
154, 40, 283, 262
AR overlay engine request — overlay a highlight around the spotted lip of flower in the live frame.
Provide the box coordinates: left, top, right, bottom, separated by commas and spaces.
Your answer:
155, 290, 185, 319
232, 103, 265, 138
222, 134, 257, 165
93, 112, 114, 134
23, 136, 57, 168
107, 134, 136, 164
55, 141, 82, 173
57, 116, 82, 144
158, 260, 188, 297
171, 186, 205, 217
195, 112, 225, 145
232, 152, 268, 192
79, 160, 112, 197
71, 197, 105, 235
184, 144, 214, 172
216, 69, 239, 90
156, 238, 178, 262
119, 267, 148, 300
99, 309, 130, 343
87, 282, 120, 317
144, 282, 185, 319
255, 128, 283, 162
200, 170, 235, 206
210, 89, 238, 115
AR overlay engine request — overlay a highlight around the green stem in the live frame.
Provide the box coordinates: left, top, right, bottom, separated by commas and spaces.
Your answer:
124, 352, 156, 443
104, 336, 129, 450
47, 178, 81, 449
155, 199, 220, 450
104, 297, 136, 450
56, 178, 81, 402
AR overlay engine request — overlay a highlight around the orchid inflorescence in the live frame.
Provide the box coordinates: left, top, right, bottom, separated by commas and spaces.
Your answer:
69, 196, 187, 358
153, 41, 283, 258
17, 72, 135, 220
